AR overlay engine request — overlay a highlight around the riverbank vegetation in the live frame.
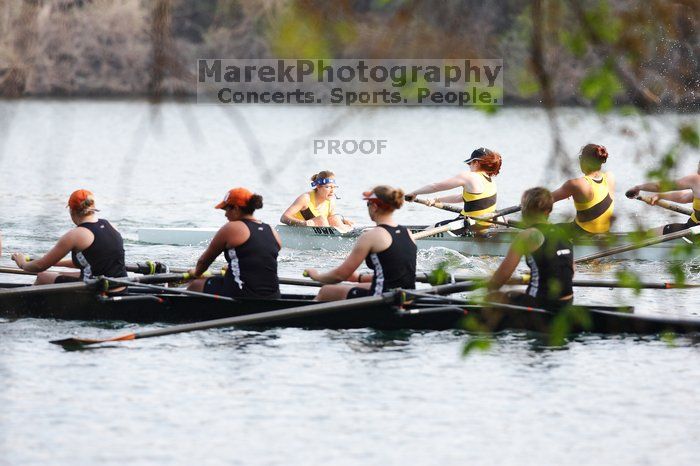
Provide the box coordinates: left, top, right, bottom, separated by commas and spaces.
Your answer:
0, 0, 697, 110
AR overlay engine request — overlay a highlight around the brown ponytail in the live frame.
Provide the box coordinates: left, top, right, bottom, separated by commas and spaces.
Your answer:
368, 185, 405, 211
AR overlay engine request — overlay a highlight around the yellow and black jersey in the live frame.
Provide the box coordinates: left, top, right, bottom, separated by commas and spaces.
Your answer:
691, 197, 700, 224
293, 191, 332, 222
573, 174, 614, 234
460, 174, 497, 226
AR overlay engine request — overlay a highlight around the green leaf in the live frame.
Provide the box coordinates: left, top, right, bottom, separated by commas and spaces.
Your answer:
679, 125, 700, 148
667, 262, 687, 285
428, 260, 450, 285
580, 63, 623, 113
462, 337, 492, 356
660, 331, 677, 347
615, 269, 643, 295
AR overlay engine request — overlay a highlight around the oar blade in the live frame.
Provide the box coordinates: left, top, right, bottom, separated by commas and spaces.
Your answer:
50, 333, 136, 349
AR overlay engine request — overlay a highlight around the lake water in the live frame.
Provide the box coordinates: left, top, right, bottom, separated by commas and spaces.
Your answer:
0, 101, 699, 465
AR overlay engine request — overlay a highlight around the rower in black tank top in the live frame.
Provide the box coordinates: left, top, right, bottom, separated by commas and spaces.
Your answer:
349, 225, 417, 298
207, 219, 281, 298
71, 219, 127, 281
523, 223, 574, 306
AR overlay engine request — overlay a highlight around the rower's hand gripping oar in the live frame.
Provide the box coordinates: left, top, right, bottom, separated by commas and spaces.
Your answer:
412, 218, 474, 240
410, 197, 522, 229
629, 194, 694, 216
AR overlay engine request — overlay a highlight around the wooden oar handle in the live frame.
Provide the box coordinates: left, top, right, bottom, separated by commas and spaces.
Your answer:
634, 195, 693, 216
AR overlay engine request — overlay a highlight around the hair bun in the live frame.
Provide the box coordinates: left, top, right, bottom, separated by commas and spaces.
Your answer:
596, 145, 608, 160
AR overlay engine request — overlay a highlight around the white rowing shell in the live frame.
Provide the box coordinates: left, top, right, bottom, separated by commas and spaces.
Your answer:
136, 225, 697, 261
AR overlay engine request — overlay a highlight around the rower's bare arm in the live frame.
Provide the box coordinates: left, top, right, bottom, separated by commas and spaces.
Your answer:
19, 232, 75, 273
673, 174, 700, 191
435, 194, 463, 203
488, 248, 522, 291
192, 226, 228, 276
281, 194, 311, 226
407, 174, 467, 199
54, 259, 77, 268
625, 181, 661, 198
627, 174, 699, 198
488, 229, 542, 291
551, 180, 577, 202
315, 234, 373, 283
654, 190, 694, 203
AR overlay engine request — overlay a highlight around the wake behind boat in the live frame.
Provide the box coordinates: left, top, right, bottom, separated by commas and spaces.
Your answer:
136, 224, 698, 261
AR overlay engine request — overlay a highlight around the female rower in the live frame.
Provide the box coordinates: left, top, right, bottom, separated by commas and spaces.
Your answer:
625, 160, 700, 235
11, 189, 127, 285
280, 170, 353, 231
304, 186, 416, 301
488, 187, 574, 310
188, 188, 282, 298
405, 148, 502, 232
551, 143, 615, 235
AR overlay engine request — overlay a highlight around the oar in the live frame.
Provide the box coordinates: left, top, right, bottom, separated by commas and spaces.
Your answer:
0, 266, 36, 276
632, 195, 693, 216
50, 293, 399, 348
415, 273, 700, 289
575, 225, 700, 263
0, 279, 98, 296
412, 198, 522, 228
126, 262, 330, 288
50, 280, 481, 348
413, 219, 471, 240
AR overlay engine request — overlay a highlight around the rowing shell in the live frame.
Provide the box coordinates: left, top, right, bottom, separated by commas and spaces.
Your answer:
2, 282, 699, 335
137, 225, 698, 261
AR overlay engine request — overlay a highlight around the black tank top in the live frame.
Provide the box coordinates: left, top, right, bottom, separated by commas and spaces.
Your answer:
71, 219, 127, 281
364, 225, 417, 295
223, 219, 281, 298
525, 224, 574, 301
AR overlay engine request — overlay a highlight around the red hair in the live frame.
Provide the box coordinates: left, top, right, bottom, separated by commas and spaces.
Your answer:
478, 149, 502, 176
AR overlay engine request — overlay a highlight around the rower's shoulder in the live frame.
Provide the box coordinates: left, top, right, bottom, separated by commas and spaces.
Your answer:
296, 192, 312, 203
512, 227, 544, 254
218, 220, 248, 234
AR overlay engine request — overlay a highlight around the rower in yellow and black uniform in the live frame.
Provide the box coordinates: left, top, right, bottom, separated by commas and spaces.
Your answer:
551, 144, 615, 235
405, 148, 502, 233
280, 170, 353, 231
625, 159, 700, 235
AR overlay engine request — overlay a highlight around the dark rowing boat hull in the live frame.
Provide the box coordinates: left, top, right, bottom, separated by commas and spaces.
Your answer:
1, 285, 699, 335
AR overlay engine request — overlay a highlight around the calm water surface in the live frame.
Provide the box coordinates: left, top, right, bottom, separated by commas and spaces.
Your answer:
0, 101, 699, 465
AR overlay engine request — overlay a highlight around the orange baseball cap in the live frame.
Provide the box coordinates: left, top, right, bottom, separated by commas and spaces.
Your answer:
215, 187, 253, 209
67, 189, 97, 211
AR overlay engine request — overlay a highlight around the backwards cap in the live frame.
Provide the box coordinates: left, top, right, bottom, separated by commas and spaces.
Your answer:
215, 187, 254, 209
67, 189, 98, 212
